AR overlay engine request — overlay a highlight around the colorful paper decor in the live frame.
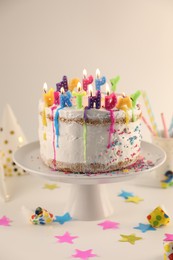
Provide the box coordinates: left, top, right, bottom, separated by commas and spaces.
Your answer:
147, 206, 170, 228
0, 104, 27, 176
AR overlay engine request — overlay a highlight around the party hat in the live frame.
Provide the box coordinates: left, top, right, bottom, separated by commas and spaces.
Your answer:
0, 104, 27, 176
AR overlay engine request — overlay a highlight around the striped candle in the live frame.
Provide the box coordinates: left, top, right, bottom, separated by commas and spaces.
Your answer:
142, 91, 159, 136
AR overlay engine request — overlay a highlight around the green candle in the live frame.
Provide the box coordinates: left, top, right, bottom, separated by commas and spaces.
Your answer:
110, 76, 120, 92
130, 90, 141, 121
72, 82, 86, 109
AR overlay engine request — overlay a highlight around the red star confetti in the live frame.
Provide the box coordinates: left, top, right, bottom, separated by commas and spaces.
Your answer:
0, 216, 12, 226
72, 249, 97, 260
98, 220, 120, 230
55, 232, 78, 244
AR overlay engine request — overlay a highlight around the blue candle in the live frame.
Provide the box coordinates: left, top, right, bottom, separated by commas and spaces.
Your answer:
95, 69, 106, 91
60, 88, 72, 108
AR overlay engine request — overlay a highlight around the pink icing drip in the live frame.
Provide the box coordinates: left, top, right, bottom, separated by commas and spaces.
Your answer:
51, 106, 57, 169
107, 109, 115, 149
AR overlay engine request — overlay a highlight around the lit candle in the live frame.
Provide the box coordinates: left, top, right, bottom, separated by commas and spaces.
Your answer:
82, 69, 94, 91
60, 87, 72, 108
104, 83, 117, 110
88, 85, 101, 109
72, 82, 86, 109
56, 75, 68, 92
43, 83, 54, 107
95, 68, 106, 91
69, 78, 80, 92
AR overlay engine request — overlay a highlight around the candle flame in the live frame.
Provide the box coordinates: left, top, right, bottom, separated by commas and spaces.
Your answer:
83, 69, 87, 78
77, 82, 82, 92
106, 83, 110, 96
61, 87, 65, 94
122, 92, 126, 98
43, 82, 48, 93
96, 68, 100, 79
88, 84, 93, 96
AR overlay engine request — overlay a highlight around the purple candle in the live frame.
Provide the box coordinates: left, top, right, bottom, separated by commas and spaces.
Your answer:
88, 85, 101, 109
56, 76, 68, 92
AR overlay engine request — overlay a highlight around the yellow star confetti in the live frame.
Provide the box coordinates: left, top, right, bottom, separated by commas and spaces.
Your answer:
125, 196, 143, 203
119, 233, 142, 245
43, 183, 59, 190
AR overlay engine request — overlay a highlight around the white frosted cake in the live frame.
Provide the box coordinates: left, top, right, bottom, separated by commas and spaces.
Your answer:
39, 72, 142, 173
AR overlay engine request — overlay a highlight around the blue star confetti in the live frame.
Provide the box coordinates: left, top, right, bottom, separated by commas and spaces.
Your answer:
118, 190, 134, 199
53, 212, 72, 225
134, 223, 156, 233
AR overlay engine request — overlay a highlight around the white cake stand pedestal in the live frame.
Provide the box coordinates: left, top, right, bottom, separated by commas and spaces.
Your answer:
14, 141, 166, 221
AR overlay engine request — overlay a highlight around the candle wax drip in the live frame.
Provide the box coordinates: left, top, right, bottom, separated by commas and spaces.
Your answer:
54, 107, 63, 148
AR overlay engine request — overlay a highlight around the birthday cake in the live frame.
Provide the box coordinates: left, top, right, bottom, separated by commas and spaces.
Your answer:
39, 70, 142, 173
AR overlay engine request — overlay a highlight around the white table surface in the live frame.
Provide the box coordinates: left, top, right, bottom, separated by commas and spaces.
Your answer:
0, 172, 172, 260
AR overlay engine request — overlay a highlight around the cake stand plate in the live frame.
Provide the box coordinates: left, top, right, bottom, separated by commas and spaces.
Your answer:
14, 141, 166, 221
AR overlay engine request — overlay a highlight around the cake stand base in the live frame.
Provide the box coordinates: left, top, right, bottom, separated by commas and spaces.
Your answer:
13, 141, 166, 221
66, 184, 113, 221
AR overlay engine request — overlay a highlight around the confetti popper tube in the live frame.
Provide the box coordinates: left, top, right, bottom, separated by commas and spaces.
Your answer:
142, 91, 159, 136
142, 116, 156, 136
161, 113, 169, 138
168, 115, 173, 136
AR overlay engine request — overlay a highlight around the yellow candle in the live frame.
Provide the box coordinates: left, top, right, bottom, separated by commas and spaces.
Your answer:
43, 83, 54, 107
116, 95, 132, 124
69, 78, 80, 92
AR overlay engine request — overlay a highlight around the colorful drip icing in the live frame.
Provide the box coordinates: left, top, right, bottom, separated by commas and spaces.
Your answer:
83, 107, 89, 162
51, 106, 57, 169
54, 107, 63, 147
42, 107, 47, 126
83, 123, 87, 162
107, 109, 115, 148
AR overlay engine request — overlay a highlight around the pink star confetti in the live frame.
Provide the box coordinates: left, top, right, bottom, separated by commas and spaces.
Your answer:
55, 232, 78, 244
98, 220, 120, 230
163, 233, 173, 241
0, 216, 12, 226
72, 249, 97, 260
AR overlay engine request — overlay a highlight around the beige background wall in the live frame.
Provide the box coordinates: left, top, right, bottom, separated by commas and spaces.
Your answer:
0, 0, 173, 141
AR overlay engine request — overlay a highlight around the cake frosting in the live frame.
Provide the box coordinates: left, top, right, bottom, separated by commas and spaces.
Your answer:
39, 72, 142, 173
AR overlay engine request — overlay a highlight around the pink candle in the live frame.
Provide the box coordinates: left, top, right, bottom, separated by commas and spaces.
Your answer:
82, 69, 94, 91
104, 84, 117, 110
54, 91, 60, 105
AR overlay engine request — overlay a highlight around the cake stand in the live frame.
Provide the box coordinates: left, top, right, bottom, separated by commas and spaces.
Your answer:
14, 141, 166, 221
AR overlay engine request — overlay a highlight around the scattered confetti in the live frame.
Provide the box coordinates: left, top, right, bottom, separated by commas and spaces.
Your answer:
118, 190, 134, 199
55, 231, 78, 244
98, 220, 120, 230
30, 207, 54, 225
43, 183, 59, 190
54, 212, 72, 224
125, 196, 143, 204
119, 233, 142, 245
134, 223, 156, 233
163, 233, 173, 241
0, 216, 12, 226
72, 249, 97, 260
